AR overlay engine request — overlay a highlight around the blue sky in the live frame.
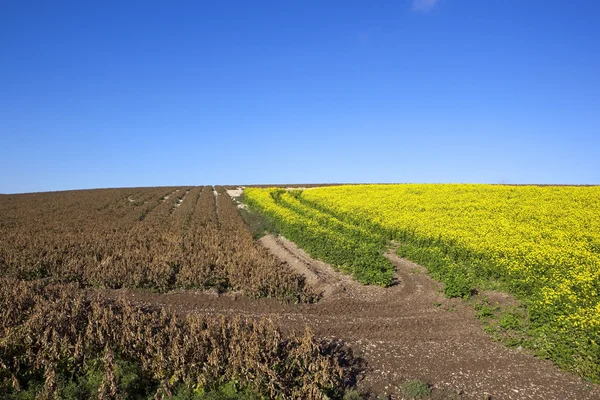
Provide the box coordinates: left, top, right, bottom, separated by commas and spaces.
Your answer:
1, 0, 599, 193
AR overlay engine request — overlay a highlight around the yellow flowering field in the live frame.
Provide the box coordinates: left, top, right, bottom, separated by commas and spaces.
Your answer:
245, 184, 600, 381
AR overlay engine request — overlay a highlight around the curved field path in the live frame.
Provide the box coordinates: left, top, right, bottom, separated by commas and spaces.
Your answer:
99, 235, 600, 400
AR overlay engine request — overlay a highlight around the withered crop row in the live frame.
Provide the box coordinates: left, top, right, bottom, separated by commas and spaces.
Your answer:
0, 186, 313, 301
0, 278, 356, 399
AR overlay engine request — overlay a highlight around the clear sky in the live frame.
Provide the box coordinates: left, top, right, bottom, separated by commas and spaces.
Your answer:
1, 0, 599, 193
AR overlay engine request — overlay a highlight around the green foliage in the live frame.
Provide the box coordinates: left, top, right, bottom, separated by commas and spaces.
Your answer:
342, 389, 363, 400
401, 380, 431, 399
6, 355, 155, 400
5, 383, 43, 400
443, 272, 475, 298
170, 381, 265, 400
474, 303, 498, 320
237, 193, 280, 239
288, 189, 303, 199
7, 371, 264, 400
396, 242, 478, 299
244, 188, 395, 286
499, 311, 524, 331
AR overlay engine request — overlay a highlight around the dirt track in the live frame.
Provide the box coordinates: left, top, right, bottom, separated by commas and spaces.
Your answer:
101, 234, 600, 399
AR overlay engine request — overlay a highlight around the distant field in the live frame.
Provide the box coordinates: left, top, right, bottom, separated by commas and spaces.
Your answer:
0, 186, 312, 300
244, 184, 600, 382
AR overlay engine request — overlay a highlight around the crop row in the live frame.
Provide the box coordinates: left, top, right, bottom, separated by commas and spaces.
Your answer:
0, 186, 313, 301
0, 278, 357, 399
243, 188, 395, 286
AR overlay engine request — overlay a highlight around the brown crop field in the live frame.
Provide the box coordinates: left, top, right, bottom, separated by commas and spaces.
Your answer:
1, 186, 599, 399
0, 278, 352, 399
0, 186, 313, 301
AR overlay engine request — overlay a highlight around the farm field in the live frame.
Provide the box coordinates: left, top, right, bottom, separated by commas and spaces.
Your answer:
244, 184, 600, 383
0, 186, 338, 399
1, 185, 600, 399
0, 278, 347, 399
0, 186, 312, 300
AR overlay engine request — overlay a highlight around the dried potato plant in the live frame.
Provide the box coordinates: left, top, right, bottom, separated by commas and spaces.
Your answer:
0, 186, 315, 301
0, 279, 359, 399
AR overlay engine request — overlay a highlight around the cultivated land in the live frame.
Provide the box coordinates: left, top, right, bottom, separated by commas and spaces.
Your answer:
1, 185, 599, 399
245, 184, 600, 384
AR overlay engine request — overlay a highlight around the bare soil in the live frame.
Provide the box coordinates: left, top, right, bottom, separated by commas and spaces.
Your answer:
100, 235, 600, 399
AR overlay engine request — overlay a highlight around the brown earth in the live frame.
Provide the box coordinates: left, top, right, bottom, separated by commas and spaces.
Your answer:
100, 234, 600, 400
